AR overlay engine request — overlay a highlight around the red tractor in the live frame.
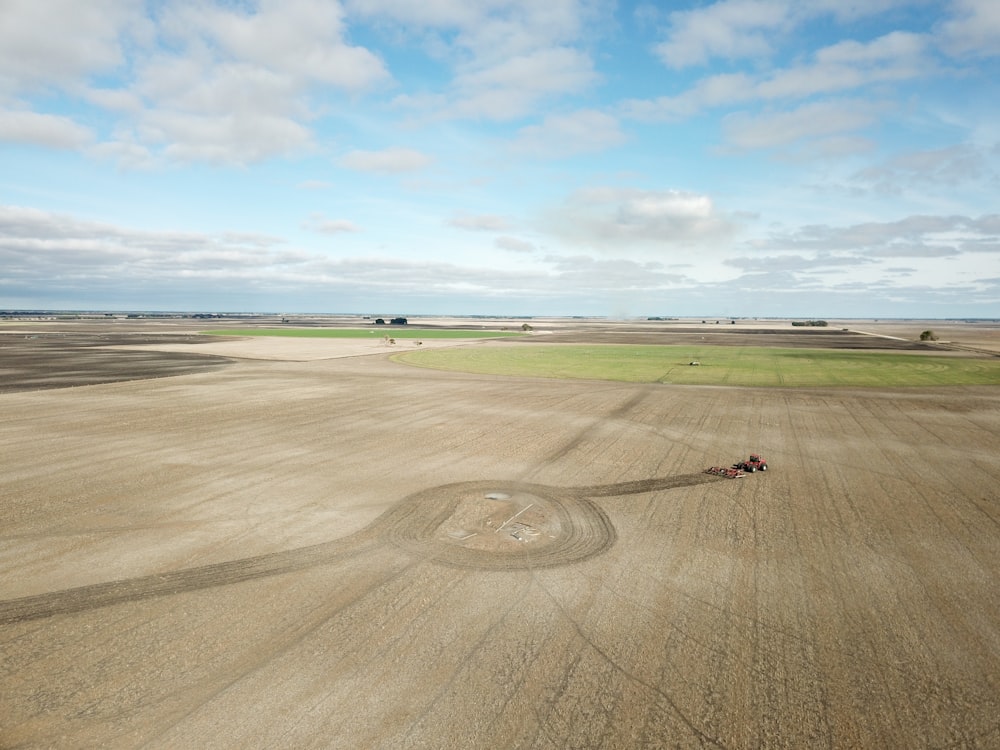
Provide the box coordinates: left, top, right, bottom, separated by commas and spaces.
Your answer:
734, 454, 768, 473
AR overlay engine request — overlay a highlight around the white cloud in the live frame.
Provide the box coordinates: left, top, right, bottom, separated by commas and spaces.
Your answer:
541, 253, 693, 290
852, 144, 991, 192
509, 109, 626, 158
653, 0, 929, 70
134, 59, 304, 119
545, 187, 738, 253
626, 31, 927, 123
0, 0, 138, 96
725, 253, 876, 272
1, 0, 391, 165
495, 236, 536, 253
939, 0, 1000, 58
655, 0, 789, 69
304, 214, 361, 234
3, 203, 995, 316
0, 204, 296, 277
345, 0, 477, 28
868, 244, 961, 258
81, 87, 144, 114
722, 99, 887, 150
449, 214, 512, 231
222, 231, 285, 247
756, 32, 927, 99
755, 213, 1000, 255
346, 0, 591, 62
87, 134, 159, 170
174, 0, 388, 91
142, 110, 315, 165
622, 73, 754, 121
0, 110, 93, 149
111, 0, 391, 165
719, 210, 1000, 300
789, 135, 876, 161
348, 1, 599, 120
799, 0, 927, 23
0, 203, 581, 310
338, 147, 433, 173
1, 0, 603, 161
456, 47, 591, 91
816, 30, 926, 65
451, 47, 597, 120
970, 214, 1000, 234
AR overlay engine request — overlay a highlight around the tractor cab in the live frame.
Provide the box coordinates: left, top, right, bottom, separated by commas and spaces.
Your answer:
734, 454, 768, 472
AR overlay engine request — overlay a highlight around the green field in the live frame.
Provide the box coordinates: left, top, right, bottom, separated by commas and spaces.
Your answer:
393, 344, 1000, 387
204, 328, 522, 340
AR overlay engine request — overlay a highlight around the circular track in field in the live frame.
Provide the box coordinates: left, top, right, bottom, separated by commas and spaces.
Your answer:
380, 480, 617, 570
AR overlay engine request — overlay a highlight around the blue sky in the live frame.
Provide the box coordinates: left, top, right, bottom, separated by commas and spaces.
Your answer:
1, 0, 998, 317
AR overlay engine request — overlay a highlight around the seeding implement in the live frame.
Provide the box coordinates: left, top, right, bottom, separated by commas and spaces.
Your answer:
704, 454, 769, 478
704, 466, 746, 479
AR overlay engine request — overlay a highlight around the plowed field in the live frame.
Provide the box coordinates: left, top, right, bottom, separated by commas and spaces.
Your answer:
2, 318, 999, 748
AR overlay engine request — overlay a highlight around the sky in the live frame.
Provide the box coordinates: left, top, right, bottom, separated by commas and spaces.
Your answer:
1, 0, 999, 318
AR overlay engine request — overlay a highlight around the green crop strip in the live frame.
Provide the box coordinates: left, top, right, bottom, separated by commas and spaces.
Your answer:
393, 344, 1000, 387
203, 328, 522, 340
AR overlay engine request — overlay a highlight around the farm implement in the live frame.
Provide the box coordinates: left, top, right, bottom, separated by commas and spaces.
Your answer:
704, 454, 769, 479
704, 466, 746, 479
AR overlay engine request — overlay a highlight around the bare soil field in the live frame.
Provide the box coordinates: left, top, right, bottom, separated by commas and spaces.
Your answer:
2, 317, 999, 748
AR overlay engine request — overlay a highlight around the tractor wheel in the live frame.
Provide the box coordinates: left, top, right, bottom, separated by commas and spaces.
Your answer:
760, 464, 767, 471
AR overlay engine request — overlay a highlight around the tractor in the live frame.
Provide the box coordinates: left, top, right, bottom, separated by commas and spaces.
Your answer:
734, 454, 767, 473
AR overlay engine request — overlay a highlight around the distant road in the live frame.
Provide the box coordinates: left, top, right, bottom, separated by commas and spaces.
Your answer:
849, 329, 909, 340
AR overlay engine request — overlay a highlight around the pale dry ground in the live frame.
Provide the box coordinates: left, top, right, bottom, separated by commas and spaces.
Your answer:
2, 326, 1000, 749
837, 320, 1000, 354
116, 332, 482, 361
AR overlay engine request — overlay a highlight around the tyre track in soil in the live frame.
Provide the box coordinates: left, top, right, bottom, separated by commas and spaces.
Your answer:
801, 398, 911, 745
391, 571, 536, 749
0, 473, 727, 625
528, 563, 731, 749
0, 377, 660, 622
840, 398, 1000, 745
779, 394, 839, 744
0, 531, 379, 624
137, 542, 467, 750
780, 392, 999, 747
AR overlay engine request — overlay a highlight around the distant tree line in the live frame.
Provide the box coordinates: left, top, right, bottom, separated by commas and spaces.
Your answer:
791, 320, 828, 327
374, 317, 408, 325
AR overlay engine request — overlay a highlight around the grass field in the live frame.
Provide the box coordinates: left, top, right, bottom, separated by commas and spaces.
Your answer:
204, 328, 521, 340
395, 343, 1000, 387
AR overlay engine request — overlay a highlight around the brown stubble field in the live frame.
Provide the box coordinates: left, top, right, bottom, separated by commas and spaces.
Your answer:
1, 318, 999, 748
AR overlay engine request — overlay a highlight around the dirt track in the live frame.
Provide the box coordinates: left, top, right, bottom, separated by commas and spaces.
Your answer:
2, 319, 999, 748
